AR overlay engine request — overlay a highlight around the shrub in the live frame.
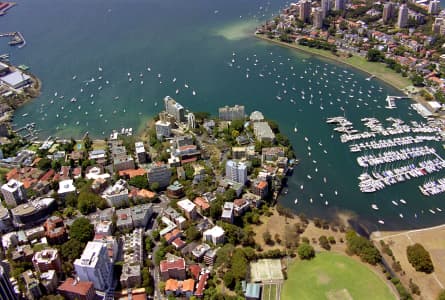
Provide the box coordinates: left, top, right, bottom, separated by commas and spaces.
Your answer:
319, 236, 331, 250
297, 243, 315, 260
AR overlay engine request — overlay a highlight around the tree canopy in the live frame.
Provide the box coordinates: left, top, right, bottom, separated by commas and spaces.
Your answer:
366, 49, 385, 62
345, 230, 381, 265
77, 185, 107, 214
59, 238, 85, 261
128, 175, 150, 189
69, 217, 94, 244
407, 243, 434, 274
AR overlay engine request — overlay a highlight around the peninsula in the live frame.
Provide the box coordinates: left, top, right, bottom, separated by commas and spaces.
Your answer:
0, 96, 302, 299
0, 60, 41, 138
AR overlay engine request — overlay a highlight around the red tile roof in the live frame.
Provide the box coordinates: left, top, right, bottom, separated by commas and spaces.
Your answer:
194, 197, 210, 210
172, 238, 186, 249
165, 279, 179, 291
189, 264, 201, 280
182, 279, 195, 292
163, 228, 182, 241
194, 273, 209, 297
160, 257, 185, 273
234, 198, 248, 207
58, 278, 93, 296
119, 168, 147, 178
6, 168, 18, 181
256, 181, 267, 189
40, 169, 55, 182
181, 157, 198, 164
137, 188, 156, 199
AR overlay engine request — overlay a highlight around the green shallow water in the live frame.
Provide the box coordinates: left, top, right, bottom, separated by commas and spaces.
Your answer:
2, 0, 445, 230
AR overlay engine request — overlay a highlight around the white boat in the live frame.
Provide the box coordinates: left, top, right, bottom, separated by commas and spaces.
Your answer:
437, 208, 442, 212
325, 200, 329, 206
21, 113, 28, 117
70, 97, 77, 103
334, 190, 338, 196
378, 220, 385, 224
147, 67, 151, 71
399, 213, 404, 218
371, 204, 379, 210
320, 193, 324, 197
184, 83, 189, 88
429, 209, 436, 214
129, 78, 132, 82
98, 66, 103, 72
140, 81, 144, 85
300, 185, 303, 190
304, 137, 309, 142
307, 174, 312, 179
192, 90, 196, 96
294, 198, 298, 204
176, 89, 179, 95
294, 127, 297, 133
400, 199, 407, 204
173, 77, 177, 83
309, 198, 313, 204
154, 102, 158, 106
140, 99, 144, 102
114, 96, 119, 100
72, 75, 77, 80
323, 177, 327, 183
392, 200, 398, 206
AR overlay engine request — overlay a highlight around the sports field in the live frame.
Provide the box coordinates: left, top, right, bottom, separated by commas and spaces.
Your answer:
281, 252, 396, 300
262, 283, 280, 300
251, 259, 284, 283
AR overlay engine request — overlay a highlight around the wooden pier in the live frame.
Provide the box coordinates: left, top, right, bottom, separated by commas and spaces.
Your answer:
385, 95, 410, 109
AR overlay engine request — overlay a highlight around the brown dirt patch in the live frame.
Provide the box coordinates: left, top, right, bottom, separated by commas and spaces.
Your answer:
253, 208, 348, 252
326, 289, 353, 300
317, 272, 332, 285
372, 225, 445, 300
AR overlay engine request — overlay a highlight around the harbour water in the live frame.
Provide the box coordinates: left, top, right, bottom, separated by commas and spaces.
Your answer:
2, 0, 445, 230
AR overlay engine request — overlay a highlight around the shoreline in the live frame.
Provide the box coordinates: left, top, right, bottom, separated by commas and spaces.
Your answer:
256, 34, 445, 235
3, 63, 41, 132
254, 34, 412, 93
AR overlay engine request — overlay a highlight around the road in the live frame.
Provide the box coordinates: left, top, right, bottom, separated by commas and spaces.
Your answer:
147, 196, 169, 300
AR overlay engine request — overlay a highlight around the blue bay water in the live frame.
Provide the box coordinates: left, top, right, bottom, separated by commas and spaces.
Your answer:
1, 0, 445, 230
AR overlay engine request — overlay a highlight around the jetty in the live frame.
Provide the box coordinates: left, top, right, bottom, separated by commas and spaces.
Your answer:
0, 31, 25, 48
385, 95, 411, 109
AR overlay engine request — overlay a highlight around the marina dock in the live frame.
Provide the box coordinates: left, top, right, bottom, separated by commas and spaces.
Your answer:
0, 2, 16, 16
327, 115, 445, 194
385, 95, 409, 109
